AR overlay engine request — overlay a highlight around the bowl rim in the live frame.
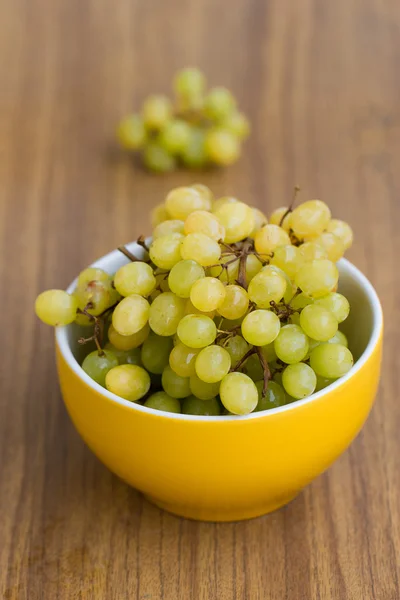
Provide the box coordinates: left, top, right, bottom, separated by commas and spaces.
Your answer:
55, 245, 383, 422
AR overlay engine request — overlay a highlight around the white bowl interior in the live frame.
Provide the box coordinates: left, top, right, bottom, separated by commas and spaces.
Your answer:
56, 243, 383, 421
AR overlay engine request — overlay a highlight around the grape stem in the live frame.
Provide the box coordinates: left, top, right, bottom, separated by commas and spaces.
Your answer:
237, 239, 253, 290
77, 306, 105, 356
255, 346, 270, 397
136, 235, 150, 253
117, 245, 141, 262
230, 347, 256, 372
279, 185, 300, 227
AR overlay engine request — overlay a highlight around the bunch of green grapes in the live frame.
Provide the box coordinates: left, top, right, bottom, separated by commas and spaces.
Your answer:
35, 184, 355, 416
116, 68, 250, 172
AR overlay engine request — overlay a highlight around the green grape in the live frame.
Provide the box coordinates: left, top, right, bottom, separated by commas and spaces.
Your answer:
114, 262, 156, 297
220, 372, 258, 415
217, 285, 249, 320
165, 186, 208, 220
290, 200, 331, 237
151, 203, 169, 227
177, 314, 217, 348
141, 333, 173, 374
149, 233, 183, 270
214, 201, 255, 243
168, 260, 205, 298
315, 375, 335, 392
282, 363, 317, 399
270, 245, 303, 279
242, 354, 263, 381
224, 335, 249, 364
148, 292, 186, 336
299, 242, 328, 262
313, 232, 345, 262
211, 196, 238, 212
327, 330, 348, 347
173, 67, 206, 107
159, 119, 191, 153
143, 142, 176, 173
248, 267, 287, 308
295, 259, 338, 298
112, 294, 150, 336
249, 208, 268, 237
300, 304, 338, 341
245, 255, 263, 284
77, 267, 110, 288
184, 210, 225, 241
204, 87, 236, 120
310, 343, 354, 378
180, 233, 221, 267
182, 396, 221, 416
153, 219, 185, 239
315, 293, 350, 323
220, 111, 250, 140
254, 224, 290, 255
184, 298, 216, 319
105, 364, 151, 401
290, 292, 314, 310
326, 219, 353, 250
144, 392, 181, 414
35, 290, 78, 326
108, 322, 150, 350
205, 128, 241, 166
274, 324, 309, 364
190, 277, 226, 312
142, 95, 172, 130
241, 310, 281, 346
117, 114, 146, 150
190, 184, 214, 210
255, 380, 286, 411
75, 279, 114, 316
195, 345, 231, 383
82, 349, 119, 387
269, 207, 292, 231
181, 128, 208, 168
104, 343, 142, 366
162, 365, 190, 398
189, 375, 220, 400
169, 343, 199, 377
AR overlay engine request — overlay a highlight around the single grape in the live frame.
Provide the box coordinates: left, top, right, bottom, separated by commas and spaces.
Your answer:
300, 304, 338, 341
184, 298, 216, 319
142, 95, 172, 130
182, 395, 221, 416
255, 380, 286, 411
204, 87, 236, 120
181, 128, 208, 168
220, 111, 250, 140
114, 262, 156, 297
117, 114, 146, 150
165, 186, 207, 220
299, 241, 328, 262
270, 245, 303, 278
190, 277, 226, 312
159, 119, 191, 153
220, 372, 258, 415
184, 210, 225, 241
290, 200, 331, 237
141, 333, 173, 374
205, 128, 241, 166
105, 364, 150, 401
173, 67, 206, 106
315, 293, 350, 323
143, 142, 176, 173
144, 391, 181, 414
112, 294, 150, 336
153, 219, 185, 239
180, 233, 221, 266
327, 330, 348, 347
290, 292, 314, 310
169, 343, 199, 377
77, 268, 110, 288
248, 267, 287, 308
269, 207, 292, 231
282, 363, 317, 399
310, 343, 354, 378
295, 259, 339, 298
314, 232, 345, 262
168, 260, 205, 298
326, 219, 353, 250
267, 265, 296, 304
75, 280, 114, 316
190, 184, 213, 210
224, 335, 250, 364
104, 343, 142, 366
162, 365, 190, 398
177, 314, 217, 348
151, 203, 169, 227
274, 324, 309, 364
149, 233, 183, 270
217, 285, 249, 320
254, 224, 290, 255
108, 322, 150, 350
315, 375, 335, 392
241, 310, 281, 346
82, 349, 119, 387
211, 196, 238, 212
189, 375, 220, 399
35, 290, 78, 326
214, 201, 255, 243
195, 345, 231, 383
250, 208, 268, 236
148, 292, 186, 336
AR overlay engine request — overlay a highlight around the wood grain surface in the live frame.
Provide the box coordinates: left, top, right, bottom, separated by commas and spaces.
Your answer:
1, 0, 399, 598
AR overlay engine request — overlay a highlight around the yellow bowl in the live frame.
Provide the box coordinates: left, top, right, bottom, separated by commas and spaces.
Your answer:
55, 243, 383, 522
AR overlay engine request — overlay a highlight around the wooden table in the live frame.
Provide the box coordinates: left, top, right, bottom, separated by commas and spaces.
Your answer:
1, 0, 399, 598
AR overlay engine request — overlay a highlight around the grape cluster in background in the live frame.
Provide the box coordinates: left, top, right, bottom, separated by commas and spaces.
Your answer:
35, 184, 355, 417
117, 68, 250, 172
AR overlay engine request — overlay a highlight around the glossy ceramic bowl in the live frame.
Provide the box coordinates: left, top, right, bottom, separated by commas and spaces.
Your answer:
55, 242, 383, 522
